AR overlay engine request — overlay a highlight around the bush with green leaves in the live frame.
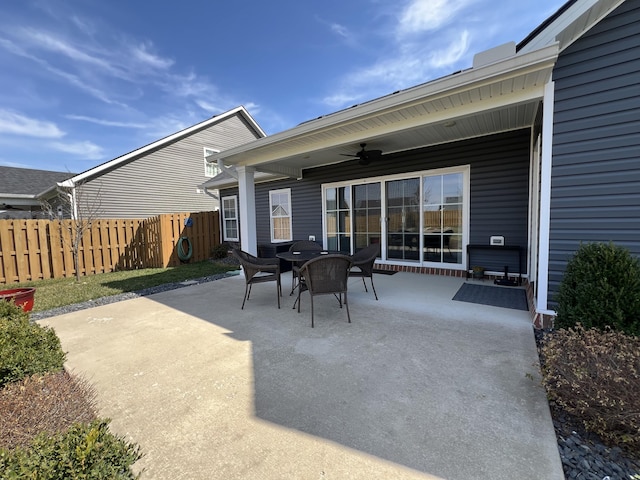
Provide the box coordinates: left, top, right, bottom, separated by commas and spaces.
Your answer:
0, 301, 66, 387
0, 419, 143, 479
554, 242, 640, 335
211, 242, 231, 259
540, 324, 640, 456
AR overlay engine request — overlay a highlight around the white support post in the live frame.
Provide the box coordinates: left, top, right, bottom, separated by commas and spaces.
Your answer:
237, 166, 257, 256
536, 80, 555, 317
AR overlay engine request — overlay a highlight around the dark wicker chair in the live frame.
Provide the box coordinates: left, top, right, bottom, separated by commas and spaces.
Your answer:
288, 240, 323, 295
349, 243, 380, 300
231, 248, 281, 309
298, 254, 353, 328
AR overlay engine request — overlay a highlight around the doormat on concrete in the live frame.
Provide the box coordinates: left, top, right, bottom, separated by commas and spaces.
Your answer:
452, 283, 528, 311
373, 269, 397, 275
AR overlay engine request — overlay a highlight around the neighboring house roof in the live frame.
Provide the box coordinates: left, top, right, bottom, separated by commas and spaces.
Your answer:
60, 105, 265, 188
202, 0, 621, 190
0, 166, 75, 202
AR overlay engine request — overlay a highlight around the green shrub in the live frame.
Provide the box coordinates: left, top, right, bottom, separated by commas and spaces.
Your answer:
211, 242, 231, 259
0, 419, 142, 479
0, 300, 28, 323
0, 303, 66, 387
540, 325, 640, 456
554, 242, 640, 335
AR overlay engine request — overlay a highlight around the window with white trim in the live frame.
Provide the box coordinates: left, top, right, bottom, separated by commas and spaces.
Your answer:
269, 188, 292, 242
204, 148, 220, 177
221, 195, 239, 241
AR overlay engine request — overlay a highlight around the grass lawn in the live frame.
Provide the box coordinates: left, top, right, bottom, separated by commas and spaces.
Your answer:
4, 260, 238, 312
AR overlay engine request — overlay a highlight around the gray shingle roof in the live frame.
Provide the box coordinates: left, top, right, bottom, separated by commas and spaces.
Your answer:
0, 166, 75, 196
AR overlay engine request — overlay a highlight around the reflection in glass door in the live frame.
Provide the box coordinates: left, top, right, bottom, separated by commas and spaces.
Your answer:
325, 186, 351, 253
353, 183, 381, 252
386, 178, 420, 261
423, 173, 463, 264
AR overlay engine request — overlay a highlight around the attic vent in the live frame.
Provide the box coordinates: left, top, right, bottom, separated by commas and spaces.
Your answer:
473, 41, 516, 68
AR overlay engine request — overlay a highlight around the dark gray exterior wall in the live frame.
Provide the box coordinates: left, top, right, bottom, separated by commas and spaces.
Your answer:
223, 128, 531, 273
548, 0, 640, 306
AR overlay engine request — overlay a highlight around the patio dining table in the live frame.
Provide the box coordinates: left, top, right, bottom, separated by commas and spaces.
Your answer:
276, 249, 340, 307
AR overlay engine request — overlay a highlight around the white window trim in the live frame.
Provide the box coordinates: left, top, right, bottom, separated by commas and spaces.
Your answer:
204, 148, 220, 178
269, 188, 293, 243
221, 195, 239, 242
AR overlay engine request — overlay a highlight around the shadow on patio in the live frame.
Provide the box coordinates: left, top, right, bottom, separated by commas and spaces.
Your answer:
39, 271, 564, 480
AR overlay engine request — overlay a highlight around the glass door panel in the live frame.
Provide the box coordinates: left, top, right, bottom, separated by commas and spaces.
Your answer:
325, 186, 351, 253
353, 183, 381, 252
386, 178, 420, 261
422, 173, 463, 264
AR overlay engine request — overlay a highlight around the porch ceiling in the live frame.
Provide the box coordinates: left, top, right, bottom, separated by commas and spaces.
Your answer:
206, 44, 558, 187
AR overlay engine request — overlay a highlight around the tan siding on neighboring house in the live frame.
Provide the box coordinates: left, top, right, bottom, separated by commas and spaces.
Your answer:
77, 113, 261, 219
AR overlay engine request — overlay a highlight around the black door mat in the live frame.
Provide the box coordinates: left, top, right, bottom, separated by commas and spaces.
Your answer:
372, 269, 398, 275
452, 283, 528, 311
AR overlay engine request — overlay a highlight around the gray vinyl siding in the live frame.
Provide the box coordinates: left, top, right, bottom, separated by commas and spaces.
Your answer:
77, 113, 261, 219
224, 128, 531, 272
547, 0, 640, 307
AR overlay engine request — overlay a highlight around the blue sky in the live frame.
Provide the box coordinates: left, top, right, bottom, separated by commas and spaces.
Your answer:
1, 0, 565, 174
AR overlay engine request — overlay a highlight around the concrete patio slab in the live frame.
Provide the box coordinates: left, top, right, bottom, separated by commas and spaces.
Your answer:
39, 272, 564, 480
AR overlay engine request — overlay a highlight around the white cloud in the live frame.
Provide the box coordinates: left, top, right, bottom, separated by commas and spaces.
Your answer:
397, 0, 471, 36
131, 42, 174, 70
19, 28, 115, 72
331, 22, 350, 39
324, 29, 470, 109
428, 30, 470, 68
0, 109, 65, 138
65, 115, 145, 128
49, 140, 104, 160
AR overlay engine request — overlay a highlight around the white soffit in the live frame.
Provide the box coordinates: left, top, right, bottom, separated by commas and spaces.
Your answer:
215, 44, 558, 175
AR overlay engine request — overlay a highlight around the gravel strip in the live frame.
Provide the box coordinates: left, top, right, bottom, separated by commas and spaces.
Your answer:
30, 272, 238, 321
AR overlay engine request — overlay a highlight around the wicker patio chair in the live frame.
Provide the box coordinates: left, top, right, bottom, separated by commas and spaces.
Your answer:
232, 248, 282, 309
289, 240, 323, 295
298, 254, 353, 328
349, 243, 380, 300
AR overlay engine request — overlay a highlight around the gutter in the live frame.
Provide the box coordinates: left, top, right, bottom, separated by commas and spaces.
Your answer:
60, 106, 265, 187
213, 44, 559, 167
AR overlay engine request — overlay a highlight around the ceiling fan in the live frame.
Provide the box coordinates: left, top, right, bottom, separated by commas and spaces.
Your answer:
341, 143, 382, 165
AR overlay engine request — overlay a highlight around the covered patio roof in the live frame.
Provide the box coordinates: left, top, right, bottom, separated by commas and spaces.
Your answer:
203, 43, 559, 189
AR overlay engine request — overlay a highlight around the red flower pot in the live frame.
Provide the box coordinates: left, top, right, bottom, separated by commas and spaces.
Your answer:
0, 288, 36, 312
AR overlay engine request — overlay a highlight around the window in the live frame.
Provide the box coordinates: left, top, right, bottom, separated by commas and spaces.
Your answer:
221, 195, 238, 241
269, 188, 292, 242
204, 148, 220, 177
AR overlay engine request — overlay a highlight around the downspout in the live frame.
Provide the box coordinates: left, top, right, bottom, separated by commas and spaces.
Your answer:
70, 184, 78, 220
535, 79, 556, 325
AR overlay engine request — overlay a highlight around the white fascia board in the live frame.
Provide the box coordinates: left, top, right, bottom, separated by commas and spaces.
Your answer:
216, 44, 559, 167
1, 193, 37, 200
520, 0, 626, 53
60, 106, 262, 188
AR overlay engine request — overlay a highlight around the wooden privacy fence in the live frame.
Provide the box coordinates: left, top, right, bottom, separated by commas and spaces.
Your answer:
0, 211, 220, 285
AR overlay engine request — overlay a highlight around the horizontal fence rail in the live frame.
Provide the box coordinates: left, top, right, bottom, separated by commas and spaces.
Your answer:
0, 211, 220, 284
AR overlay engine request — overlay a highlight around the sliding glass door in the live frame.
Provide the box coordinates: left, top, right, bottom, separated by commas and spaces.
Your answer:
353, 183, 381, 252
325, 186, 351, 253
423, 173, 463, 264
323, 167, 467, 267
386, 178, 420, 260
